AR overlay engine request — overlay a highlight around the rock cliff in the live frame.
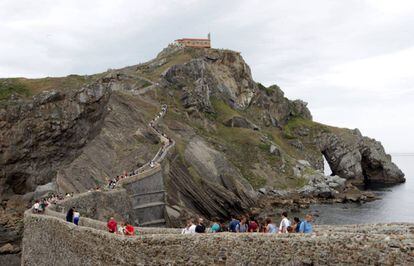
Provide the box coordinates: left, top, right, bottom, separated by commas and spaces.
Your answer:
0, 45, 405, 264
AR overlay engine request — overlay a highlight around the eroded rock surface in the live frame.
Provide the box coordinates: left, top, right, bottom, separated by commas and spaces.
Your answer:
163, 49, 257, 112
318, 130, 405, 186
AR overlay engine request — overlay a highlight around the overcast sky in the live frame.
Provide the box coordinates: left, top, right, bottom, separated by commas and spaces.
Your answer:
1, 0, 413, 152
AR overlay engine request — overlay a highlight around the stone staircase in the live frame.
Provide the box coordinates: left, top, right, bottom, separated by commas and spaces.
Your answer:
121, 163, 167, 227
117, 104, 174, 227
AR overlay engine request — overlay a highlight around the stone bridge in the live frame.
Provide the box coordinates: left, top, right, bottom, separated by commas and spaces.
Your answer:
22, 209, 414, 265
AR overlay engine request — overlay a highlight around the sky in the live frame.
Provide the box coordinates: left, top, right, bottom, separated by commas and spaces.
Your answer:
1, 0, 413, 152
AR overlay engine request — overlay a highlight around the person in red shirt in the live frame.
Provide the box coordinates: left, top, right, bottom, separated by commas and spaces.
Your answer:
248, 219, 259, 232
107, 217, 117, 233
125, 224, 135, 236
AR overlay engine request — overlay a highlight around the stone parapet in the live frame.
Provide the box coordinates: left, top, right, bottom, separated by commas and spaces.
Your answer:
22, 212, 414, 265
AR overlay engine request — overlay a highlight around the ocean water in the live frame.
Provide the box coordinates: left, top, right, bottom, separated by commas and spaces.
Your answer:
309, 154, 414, 224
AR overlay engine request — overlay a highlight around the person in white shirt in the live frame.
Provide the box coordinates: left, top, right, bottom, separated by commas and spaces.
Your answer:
73, 210, 80, 225
279, 211, 291, 233
181, 219, 196, 234
33, 201, 40, 213
118, 222, 126, 235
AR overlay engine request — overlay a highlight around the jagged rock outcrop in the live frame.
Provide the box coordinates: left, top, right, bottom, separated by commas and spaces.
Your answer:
0, 80, 111, 263
163, 49, 257, 112
318, 130, 405, 186
252, 84, 312, 127
0, 82, 111, 198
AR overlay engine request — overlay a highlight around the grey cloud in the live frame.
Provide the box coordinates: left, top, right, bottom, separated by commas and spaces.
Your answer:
1, 0, 413, 151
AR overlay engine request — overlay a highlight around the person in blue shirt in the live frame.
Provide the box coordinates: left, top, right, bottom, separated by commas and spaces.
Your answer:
229, 217, 240, 233
299, 214, 313, 233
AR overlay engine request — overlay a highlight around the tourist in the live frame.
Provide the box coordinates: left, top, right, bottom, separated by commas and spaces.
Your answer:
279, 211, 291, 234
219, 221, 228, 232
107, 217, 118, 233
125, 223, 135, 236
298, 214, 313, 234
39, 199, 47, 212
210, 218, 221, 233
73, 209, 80, 225
229, 217, 240, 233
66, 207, 74, 223
265, 218, 277, 233
181, 219, 196, 234
236, 217, 248, 233
32, 200, 41, 213
248, 219, 259, 232
117, 221, 126, 235
195, 218, 206, 233
292, 217, 302, 233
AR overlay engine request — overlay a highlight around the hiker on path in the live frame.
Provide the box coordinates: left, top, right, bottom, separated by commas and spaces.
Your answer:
210, 218, 221, 233
181, 219, 196, 234
32, 200, 41, 213
279, 211, 291, 234
299, 214, 313, 233
73, 209, 80, 225
236, 217, 248, 233
125, 223, 135, 236
107, 217, 118, 233
292, 217, 302, 233
195, 218, 206, 233
66, 207, 74, 223
248, 219, 259, 232
265, 218, 277, 233
229, 217, 240, 233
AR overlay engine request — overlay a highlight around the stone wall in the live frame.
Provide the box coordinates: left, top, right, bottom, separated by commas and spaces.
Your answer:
22, 212, 414, 266
41, 209, 180, 235
56, 189, 132, 223
121, 166, 167, 227
54, 164, 168, 227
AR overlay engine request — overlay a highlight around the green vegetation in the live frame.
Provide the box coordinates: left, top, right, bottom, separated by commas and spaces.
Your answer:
210, 98, 239, 122
0, 75, 93, 101
243, 170, 267, 189
0, 79, 31, 100
137, 49, 193, 81
283, 117, 330, 138
257, 82, 280, 96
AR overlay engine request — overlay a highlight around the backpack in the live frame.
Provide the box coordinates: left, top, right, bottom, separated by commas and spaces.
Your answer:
295, 221, 302, 233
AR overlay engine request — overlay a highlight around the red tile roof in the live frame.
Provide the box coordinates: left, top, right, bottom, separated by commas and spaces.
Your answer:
175, 38, 210, 41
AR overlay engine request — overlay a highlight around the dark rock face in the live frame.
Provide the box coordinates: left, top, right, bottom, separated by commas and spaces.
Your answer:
0, 80, 111, 255
359, 136, 405, 184
318, 131, 405, 186
0, 82, 111, 198
167, 151, 256, 221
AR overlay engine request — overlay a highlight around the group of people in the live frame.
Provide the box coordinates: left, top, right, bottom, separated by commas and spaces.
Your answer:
66, 207, 81, 225
107, 217, 136, 236
106, 104, 171, 189
182, 212, 313, 234
31, 194, 66, 213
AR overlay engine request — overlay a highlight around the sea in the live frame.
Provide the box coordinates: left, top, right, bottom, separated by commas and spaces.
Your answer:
308, 153, 414, 225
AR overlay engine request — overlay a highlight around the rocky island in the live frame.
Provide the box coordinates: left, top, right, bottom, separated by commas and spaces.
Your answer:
0, 44, 409, 265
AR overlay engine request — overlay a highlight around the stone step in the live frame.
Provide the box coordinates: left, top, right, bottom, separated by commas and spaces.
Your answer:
140, 219, 166, 227
133, 201, 165, 210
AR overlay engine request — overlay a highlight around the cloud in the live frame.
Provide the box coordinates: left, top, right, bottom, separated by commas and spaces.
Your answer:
1, 0, 413, 152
